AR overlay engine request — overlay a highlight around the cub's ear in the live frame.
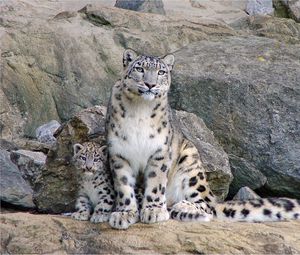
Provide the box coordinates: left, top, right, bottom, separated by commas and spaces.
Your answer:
73, 143, 83, 155
99, 145, 107, 159
123, 49, 137, 68
162, 54, 175, 71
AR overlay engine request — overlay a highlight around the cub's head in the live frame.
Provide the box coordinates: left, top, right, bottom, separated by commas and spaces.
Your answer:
72, 142, 106, 176
122, 49, 175, 101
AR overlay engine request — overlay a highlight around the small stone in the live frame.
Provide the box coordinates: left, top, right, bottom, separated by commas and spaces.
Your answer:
233, 186, 261, 200
35, 120, 60, 145
115, 0, 166, 15
246, 0, 274, 15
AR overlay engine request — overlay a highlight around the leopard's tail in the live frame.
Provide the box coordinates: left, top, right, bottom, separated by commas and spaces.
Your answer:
214, 197, 300, 222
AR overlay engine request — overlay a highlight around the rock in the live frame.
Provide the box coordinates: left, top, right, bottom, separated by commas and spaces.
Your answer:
10, 150, 46, 186
0, 139, 18, 151
12, 138, 53, 154
1, 213, 300, 254
171, 36, 300, 198
228, 155, 267, 197
174, 110, 232, 200
0, 2, 234, 140
115, 0, 166, 15
33, 106, 107, 213
246, 0, 274, 15
0, 150, 35, 208
274, 0, 300, 22
246, 15, 300, 44
163, 0, 249, 26
35, 120, 61, 145
233, 186, 261, 200
286, 0, 300, 22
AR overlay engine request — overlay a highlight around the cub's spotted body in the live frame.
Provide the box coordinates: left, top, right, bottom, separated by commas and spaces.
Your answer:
106, 49, 300, 229
72, 142, 114, 223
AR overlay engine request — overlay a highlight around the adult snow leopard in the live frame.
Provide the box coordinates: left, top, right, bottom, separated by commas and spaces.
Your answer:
106, 49, 300, 229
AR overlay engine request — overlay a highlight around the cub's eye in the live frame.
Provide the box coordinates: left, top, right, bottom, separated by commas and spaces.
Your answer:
135, 67, 144, 73
94, 157, 101, 162
80, 156, 86, 160
158, 70, 166, 75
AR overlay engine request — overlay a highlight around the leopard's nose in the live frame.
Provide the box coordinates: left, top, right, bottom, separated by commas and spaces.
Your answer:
145, 82, 156, 89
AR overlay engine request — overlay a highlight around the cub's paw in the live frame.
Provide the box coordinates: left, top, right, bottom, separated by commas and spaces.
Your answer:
170, 200, 213, 222
90, 212, 110, 223
71, 211, 90, 221
140, 207, 169, 224
109, 211, 139, 229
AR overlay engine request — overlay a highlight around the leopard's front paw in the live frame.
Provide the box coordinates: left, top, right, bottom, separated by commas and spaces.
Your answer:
90, 212, 110, 223
140, 207, 169, 224
109, 211, 139, 229
71, 211, 90, 221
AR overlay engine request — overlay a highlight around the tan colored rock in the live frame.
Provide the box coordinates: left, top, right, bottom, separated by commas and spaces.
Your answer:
0, 1, 235, 140
1, 212, 300, 254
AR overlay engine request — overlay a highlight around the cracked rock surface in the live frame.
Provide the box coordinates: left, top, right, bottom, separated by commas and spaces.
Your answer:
1, 212, 300, 254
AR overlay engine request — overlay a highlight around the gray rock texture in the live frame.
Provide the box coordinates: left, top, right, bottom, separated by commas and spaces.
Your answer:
0, 150, 35, 208
274, 0, 300, 22
115, 0, 165, 15
246, 0, 274, 15
10, 150, 46, 186
171, 36, 300, 198
35, 120, 61, 145
228, 155, 267, 197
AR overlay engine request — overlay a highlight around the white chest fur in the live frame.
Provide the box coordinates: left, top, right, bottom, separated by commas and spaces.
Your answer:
110, 101, 165, 175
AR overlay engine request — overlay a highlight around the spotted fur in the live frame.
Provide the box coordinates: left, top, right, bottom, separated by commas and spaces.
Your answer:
106, 49, 300, 229
71, 142, 114, 223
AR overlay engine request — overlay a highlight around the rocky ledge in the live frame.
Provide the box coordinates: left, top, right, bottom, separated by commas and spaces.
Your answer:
1, 212, 300, 254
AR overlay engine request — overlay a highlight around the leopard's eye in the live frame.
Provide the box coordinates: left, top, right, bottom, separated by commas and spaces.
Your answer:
80, 155, 86, 160
135, 67, 144, 73
158, 70, 166, 75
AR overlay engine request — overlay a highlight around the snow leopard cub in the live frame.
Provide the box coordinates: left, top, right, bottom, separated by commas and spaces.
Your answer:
72, 142, 114, 223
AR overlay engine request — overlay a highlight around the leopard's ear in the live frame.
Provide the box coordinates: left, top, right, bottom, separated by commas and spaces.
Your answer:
162, 54, 175, 71
123, 49, 138, 68
73, 143, 83, 155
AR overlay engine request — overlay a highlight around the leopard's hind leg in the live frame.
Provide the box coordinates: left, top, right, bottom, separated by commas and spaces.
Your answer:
167, 140, 216, 222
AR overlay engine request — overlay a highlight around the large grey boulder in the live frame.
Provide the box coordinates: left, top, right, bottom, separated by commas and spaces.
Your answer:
171, 36, 300, 198
0, 150, 35, 208
115, 0, 165, 15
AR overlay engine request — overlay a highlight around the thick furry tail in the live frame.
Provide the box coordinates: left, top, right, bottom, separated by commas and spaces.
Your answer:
214, 198, 300, 222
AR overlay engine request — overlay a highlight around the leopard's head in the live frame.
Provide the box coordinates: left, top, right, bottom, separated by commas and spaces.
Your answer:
122, 49, 175, 101
72, 142, 107, 176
